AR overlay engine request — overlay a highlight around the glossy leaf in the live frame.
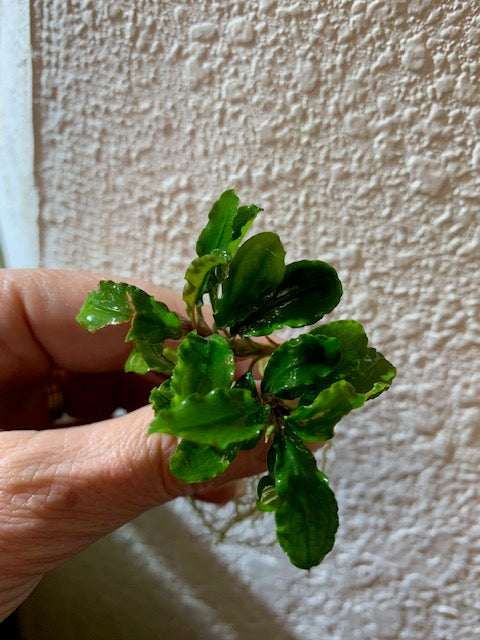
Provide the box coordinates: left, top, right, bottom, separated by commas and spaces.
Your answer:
311, 322, 396, 398
273, 431, 338, 569
239, 435, 262, 451
196, 189, 262, 259
286, 380, 365, 442
124, 348, 174, 375
77, 281, 182, 374
233, 370, 259, 399
238, 261, 343, 337
76, 281, 133, 331
149, 379, 174, 412
228, 204, 262, 256
183, 251, 229, 319
126, 286, 182, 339
149, 388, 270, 449
214, 232, 286, 330
347, 347, 396, 398
169, 440, 239, 482
233, 372, 263, 451
261, 334, 341, 399
170, 332, 234, 405
196, 189, 240, 257
124, 287, 182, 373
256, 475, 281, 512
311, 320, 368, 371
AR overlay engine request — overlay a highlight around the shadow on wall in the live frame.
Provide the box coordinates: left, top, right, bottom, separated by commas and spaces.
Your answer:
17, 504, 299, 640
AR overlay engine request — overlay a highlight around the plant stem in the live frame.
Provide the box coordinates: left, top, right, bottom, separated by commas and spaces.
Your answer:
231, 337, 277, 359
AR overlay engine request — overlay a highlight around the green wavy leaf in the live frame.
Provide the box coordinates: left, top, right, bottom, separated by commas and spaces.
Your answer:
214, 232, 286, 329
348, 347, 397, 398
76, 281, 182, 373
237, 260, 342, 336
149, 379, 174, 412
286, 380, 365, 441
149, 388, 270, 449
169, 440, 239, 482
311, 321, 396, 398
170, 332, 234, 405
124, 287, 182, 373
196, 189, 261, 259
273, 430, 338, 570
261, 333, 341, 399
183, 251, 230, 320
76, 281, 133, 331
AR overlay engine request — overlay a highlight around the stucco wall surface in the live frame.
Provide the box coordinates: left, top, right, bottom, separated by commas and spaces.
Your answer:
20, 1, 479, 638
0, 1, 38, 266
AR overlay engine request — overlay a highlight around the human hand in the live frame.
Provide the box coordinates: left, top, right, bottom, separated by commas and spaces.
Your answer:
0, 269, 268, 621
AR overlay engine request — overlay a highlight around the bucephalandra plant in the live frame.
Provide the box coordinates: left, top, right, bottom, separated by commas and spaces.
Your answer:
77, 188, 396, 569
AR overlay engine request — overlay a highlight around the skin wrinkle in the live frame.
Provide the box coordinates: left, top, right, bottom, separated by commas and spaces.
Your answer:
2, 270, 147, 376
16, 271, 56, 368
1, 427, 213, 580
3, 427, 150, 539
2, 407, 182, 518
0, 425, 149, 576
0, 275, 50, 384
1, 418, 266, 572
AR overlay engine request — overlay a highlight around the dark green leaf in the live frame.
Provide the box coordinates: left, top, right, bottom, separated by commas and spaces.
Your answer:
238, 261, 343, 337
266, 443, 276, 476
169, 440, 239, 482
311, 322, 396, 398
124, 348, 174, 375
347, 347, 396, 398
149, 379, 174, 412
228, 204, 262, 256
148, 388, 270, 449
196, 189, 240, 257
183, 251, 230, 320
76, 281, 132, 331
256, 475, 281, 512
76, 281, 182, 374
126, 286, 182, 340
214, 232, 286, 330
125, 287, 182, 373
170, 332, 234, 405
234, 371, 262, 449
261, 334, 341, 399
273, 431, 338, 569
233, 370, 259, 399
311, 320, 368, 371
196, 189, 262, 259
286, 380, 365, 441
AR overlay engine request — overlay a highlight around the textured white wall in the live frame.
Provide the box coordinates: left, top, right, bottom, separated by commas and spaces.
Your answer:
20, 1, 479, 638
0, 1, 39, 266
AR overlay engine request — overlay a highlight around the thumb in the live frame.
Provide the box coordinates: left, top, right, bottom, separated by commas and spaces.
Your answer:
0, 405, 268, 579
0, 408, 165, 578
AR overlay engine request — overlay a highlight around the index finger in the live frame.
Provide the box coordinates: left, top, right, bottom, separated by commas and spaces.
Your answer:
0, 269, 183, 384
